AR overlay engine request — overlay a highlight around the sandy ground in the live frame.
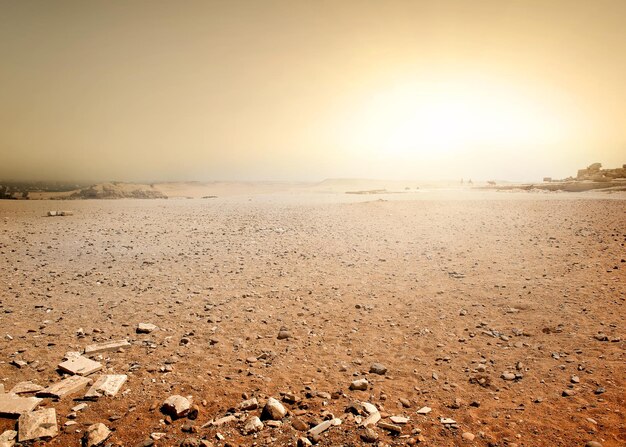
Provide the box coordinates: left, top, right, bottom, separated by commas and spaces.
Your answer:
0, 190, 624, 447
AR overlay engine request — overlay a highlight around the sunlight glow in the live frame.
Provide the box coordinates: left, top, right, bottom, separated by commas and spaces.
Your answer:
338, 79, 571, 159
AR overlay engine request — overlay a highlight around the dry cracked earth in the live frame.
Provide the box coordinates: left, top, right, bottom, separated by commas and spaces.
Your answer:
0, 194, 624, 447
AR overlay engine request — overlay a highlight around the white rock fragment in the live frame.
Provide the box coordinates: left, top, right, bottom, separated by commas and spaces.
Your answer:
243, 416, 264, 434
18, 408, 57, 442
37, 375, 92, 399
0, 393, 42, 416
84, 339, 130, 355
84, 375, 127, 399
58, 356, 103, 376
162, 395, 191, 418
83, 423, 111, 447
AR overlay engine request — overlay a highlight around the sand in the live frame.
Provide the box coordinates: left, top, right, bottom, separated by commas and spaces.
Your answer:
0, 190, 624, 446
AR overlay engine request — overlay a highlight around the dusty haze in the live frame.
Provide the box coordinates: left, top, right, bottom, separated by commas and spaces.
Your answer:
1, 0, 625, 182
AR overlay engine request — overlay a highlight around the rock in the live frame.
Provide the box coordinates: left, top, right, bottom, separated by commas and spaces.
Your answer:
308, 420, 332, 437
398, 397, 411, 408
9, 381, 44, 395
83, 423, 110, 447
361, 411, 381, 427
162, 395, 191, 419
0, 430, 17, 447
361, 427, 378, 443
238, 397, 258, 411
571, 375, 580, 384
84, 375, 127, 399
0, 393, 42, 416
390, 416, 409, 424
297, 437, 312, 447
262, 397, 287, 420
462, 432, 475, 441
137, 323, 158, 334
501, 372, 516, 381
378, 421, 402, 433
58, 355, 103, 376
361, 402, 378, 414
369, 363, 387, 375
441, 417, 457, 425
287, 417, 306, 431
180, 438, 201, 447
277, 330, 292, 340
350, 379, 369, 391
84, 339, 131, 354
562, 389, 575, 397
37, 375, 92, 399
18, 408, 57, 441
416, 406, 431, 414
585, 442, 602, 447
243, 416, 263, 434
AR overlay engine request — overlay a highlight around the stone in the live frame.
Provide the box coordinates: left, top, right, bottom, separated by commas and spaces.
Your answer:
585, 442, 602, 447
85, 374, 127, 399
137, 323, 158, 334
262, 397, 286, 420
18, 408, 57, 441
378, 421, 402, 433
162, 395, 191, 418
350, 378, 369, 391
277, 330, 292, 340
238, 397, 258, 411
369, 363, 387, 375
398, 397, 411, 408
58, 356, 103, 376
416, 406, 431, 414
37, 375, 92, 398
83, 423, 111, 447
562, 389, 575, 397
297, 437, 312, 447
84, 339, 131, 354
501, 372, 516, 381
361, 427, 378, 442
361, 411, 381, 427
390, 416, 409, 424
0, 393, 42, 416
292, 418, 309, 431
462, 432, 475, 441
308, 420, 332, 437
360, 401, 378, 414
9, 381, 44, 395
441, 417, 457, 425
0, 430, 17, 447
243, 416, 263, 434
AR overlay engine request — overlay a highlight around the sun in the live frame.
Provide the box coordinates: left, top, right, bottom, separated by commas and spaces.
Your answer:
336, 78, 569, 160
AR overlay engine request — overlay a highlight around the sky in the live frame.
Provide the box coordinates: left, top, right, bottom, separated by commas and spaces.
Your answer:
0, 0, 625, 182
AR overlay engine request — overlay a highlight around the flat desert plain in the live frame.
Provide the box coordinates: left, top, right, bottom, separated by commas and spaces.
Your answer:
0, 191, 624, 447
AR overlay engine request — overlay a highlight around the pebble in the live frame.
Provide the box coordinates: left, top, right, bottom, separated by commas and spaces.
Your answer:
360, 427, 378, 443
369, 363, 387, 375
462, 432, 475, 441
349, 379, 369, 391
83, 423, 111, 447
162, 395, 191, 419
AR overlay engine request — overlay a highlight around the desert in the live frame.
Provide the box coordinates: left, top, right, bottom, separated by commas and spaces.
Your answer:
0, 189, 624, 447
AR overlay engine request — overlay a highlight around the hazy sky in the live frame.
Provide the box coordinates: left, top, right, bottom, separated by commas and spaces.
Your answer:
1, 0, 625, 182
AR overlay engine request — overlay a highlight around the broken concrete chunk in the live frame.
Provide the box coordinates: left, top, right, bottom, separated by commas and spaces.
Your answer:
9, 381, 44, 395
0, 393, 42, 416
37, 375, 92, 399
58, 356, 103, 376
83, 423, 110, 447
18, 408, 57, 442
162, 395, 191, 418
84, 375, 127, 399
0, 430, 17, 447
84, 339, 130, 355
